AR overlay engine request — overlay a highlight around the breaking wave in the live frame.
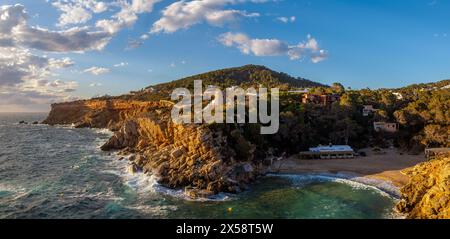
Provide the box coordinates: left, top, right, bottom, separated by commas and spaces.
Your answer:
104, 154, 232, 202
268, 173, 399, 198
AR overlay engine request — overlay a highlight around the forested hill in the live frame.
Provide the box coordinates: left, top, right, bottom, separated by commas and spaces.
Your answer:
397, 79, 450, 91
118, 65, 327, 101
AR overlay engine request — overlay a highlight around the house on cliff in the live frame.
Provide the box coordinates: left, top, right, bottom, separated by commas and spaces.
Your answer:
362, 105, 377, 116
301, 93, 340, 106
373, 122, 399, 133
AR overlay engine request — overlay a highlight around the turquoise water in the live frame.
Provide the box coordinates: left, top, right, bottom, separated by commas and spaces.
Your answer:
0, 113, 397, 219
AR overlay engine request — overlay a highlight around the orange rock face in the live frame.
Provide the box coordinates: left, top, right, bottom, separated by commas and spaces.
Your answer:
397, 156, 450, 219
43, 99, 269, 198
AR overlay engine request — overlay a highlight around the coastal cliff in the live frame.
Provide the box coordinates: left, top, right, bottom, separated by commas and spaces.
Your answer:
397, 156, 450, 219
43, 100, 271, 198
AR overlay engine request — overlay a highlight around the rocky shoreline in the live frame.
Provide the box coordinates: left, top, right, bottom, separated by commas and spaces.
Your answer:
43, 99, 275, 199
396, 156, 450, 219
43, 99, 450, 218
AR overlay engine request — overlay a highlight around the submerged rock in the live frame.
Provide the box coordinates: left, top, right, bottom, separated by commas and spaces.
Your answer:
185, 188, 215, 199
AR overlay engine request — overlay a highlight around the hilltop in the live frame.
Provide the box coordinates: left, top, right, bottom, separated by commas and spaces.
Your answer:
114, 65, 327, 101
396, 79, 450, 91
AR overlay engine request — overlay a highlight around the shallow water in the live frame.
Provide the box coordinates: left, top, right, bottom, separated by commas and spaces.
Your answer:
0, 113, 397, 219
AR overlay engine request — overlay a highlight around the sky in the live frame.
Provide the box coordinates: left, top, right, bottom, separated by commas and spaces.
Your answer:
1, 0, 450, 112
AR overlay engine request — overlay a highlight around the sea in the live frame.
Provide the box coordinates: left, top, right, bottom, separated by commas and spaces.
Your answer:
0, 113, 397, 219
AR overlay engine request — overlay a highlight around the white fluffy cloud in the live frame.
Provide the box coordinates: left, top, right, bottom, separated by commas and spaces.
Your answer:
96, 0, 161, 34
83, 66, 110, 75
276, 16, 296, 23
114, 62, 129, 67
1, 2, 160, 53
0, 47, 78, 111
0, 2, 161, 111
48, 57, 75, 68
52, 0, 109, 27
218, 32, 328, 63
150, 0, 261, 34
0, 47, 75, 87
89, 82, 102, 87
0, 4, 112, 52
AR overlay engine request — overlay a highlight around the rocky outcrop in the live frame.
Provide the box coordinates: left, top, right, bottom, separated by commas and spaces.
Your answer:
44, 99, 271, 198
396, 156, 450, 219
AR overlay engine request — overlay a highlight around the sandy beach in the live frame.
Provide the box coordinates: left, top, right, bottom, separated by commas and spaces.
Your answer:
271, 148, 427, 188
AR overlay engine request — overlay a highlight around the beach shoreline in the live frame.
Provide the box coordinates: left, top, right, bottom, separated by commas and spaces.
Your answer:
270, 148, 426, 191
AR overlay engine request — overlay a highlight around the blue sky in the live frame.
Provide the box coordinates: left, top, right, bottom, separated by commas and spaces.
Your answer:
0, 0, 450, 112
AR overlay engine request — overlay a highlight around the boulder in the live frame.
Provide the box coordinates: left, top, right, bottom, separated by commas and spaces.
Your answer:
170, 147, 185, 158
127, 163, 141, 174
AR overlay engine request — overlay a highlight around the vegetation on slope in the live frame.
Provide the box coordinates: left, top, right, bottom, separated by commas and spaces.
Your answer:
91, 65, 448, 156
215, 79, 449, 157
113, 65, 327, 101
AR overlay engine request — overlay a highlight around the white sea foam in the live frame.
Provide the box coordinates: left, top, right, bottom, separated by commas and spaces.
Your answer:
0, 183, 22, 193
124, 205, 178, 217
102, 154, 158, 194
54, 124, 75, 129
0, 183, 30, 200
268, 173, 399, 199
63, 187, 123, 202
93, 128, 114, 136
102, 153, 233, 202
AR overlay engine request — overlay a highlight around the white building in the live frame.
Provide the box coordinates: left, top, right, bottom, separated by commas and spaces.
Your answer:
373, 122, 399, 133
288, 88, 310, 94
362, 105, 377, 116
299, 145, 355, 159
392, 92, 403, 100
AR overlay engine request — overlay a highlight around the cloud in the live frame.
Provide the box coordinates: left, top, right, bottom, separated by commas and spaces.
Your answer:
52, 0, 109, 27
126, 38, 144, 50
1, 3, 159, 53
0, 4, 112, 52
218, 32, 328, 63
0, 90, 79, 112
96, 0, 162, 34
150, 0, 262, 34
114, 62, 129, 67
311, 50, 328, 63
48, 57, 75, 68
0, 47, 74, 87
44, 80, 78, 92
276, 16, 296, 23
140, 33, 150, 40
53, 3, 91, 26
0, 2, 159, 111
89, 82, 102, 87
83, 66, 110, 75
0, 47, 78, 111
